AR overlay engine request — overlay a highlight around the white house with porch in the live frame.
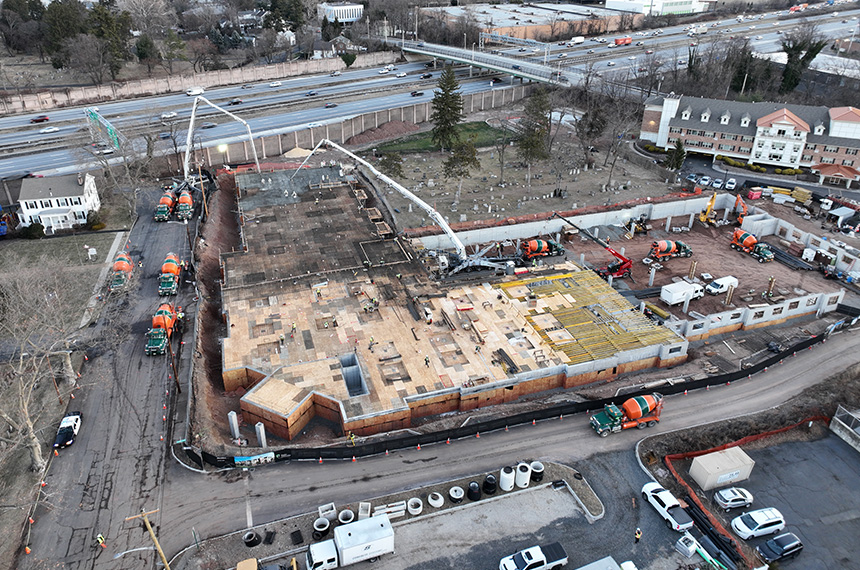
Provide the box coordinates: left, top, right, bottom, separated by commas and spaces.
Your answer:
18, 173, 99, 234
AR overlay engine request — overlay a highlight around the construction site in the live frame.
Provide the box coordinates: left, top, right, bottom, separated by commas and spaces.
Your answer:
213, 144, 854, 445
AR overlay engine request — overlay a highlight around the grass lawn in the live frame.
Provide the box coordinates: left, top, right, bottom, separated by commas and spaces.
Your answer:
0, 231, 121, 267
376, 122, 510, 153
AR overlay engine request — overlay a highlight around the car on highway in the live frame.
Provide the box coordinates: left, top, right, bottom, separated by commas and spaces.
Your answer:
161, 111, 177, 120
490, 77, 503, 83
307, 122, 322, 128
699, 176, 712, 186
424, 62, 434, 68
324, 102, 337, 108
39, 126, 59, 134
410, 91, 424, 97
587, 49, 595, 53
725, 178, 737, 190
607, 61, 616, 66
199, 122, 217, 129
158, 132, 171, 139
53, 412, 82, 449
241, 84, 254, 89
638, 67, 648, 72
185, 87, 205, 96
89, 142, 114, 155
755, 35, 763, 40
756, 532, 803, 563
330, 71, 341, 76
396, 72, 407, 77
714, 487, 752, 511
628, 55, 636, 60
645, 49, 654, 54
731, 508, 785, 539
269, 81, 282, 87
712, 178, 724, 189
420, 73, 433, 79
378, 68, 389, 74
228, 98, 243, 106
306, 91, 318, 96
518, 47, 527, 52
678, 59, 688, 65
30, 115, 50, 123
558, 53, 568, 58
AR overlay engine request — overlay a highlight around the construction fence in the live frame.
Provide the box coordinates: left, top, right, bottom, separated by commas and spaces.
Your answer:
187, 333, 826, 469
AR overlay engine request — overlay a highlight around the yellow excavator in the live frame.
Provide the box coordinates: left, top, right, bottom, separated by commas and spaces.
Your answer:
698, 192, 717, 226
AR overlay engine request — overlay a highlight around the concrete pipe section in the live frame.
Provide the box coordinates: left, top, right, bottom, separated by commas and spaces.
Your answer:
530, 461, 545, 483
515, 462, 532, 489
243, 531, 261, 547
428, 492, 444, 508
338, 509, 355, 525
312, 517, 331, 540
449, 486, 464, 504
467, 481, 482, 501
483, 474, 498, 495
499, 465, 515, 491
407, 498, 424, 515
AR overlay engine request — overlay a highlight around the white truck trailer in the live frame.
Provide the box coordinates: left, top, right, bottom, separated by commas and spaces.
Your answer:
660, 282, 704, 306
306, 515, 395, 570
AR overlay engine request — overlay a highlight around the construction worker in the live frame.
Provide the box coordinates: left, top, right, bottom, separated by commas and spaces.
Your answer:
96, 534, 106, 548
279, 334, 285, 345
424, 356, 430, 367
634, 528, 642, 544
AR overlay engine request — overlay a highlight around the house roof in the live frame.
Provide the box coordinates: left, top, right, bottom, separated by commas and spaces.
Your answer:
829, 107, 860, 123
0, 178, 22, 209
313, 40, 334, 50
19, 173, 90, 202
756, 108, 810, 132
810, 163, 860, 179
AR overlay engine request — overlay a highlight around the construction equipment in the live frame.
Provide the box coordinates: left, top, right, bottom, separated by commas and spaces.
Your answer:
108, 251, 133, 292
293, 140, 507, 277
698, 192, 717, 226
523, 239, 565, 260
175, 188, 194, 220
730, 229, 774, 263
154, 189, 177, 222
551, 213, 633, 280
158, 253, 182, 296
145, 303, 178, 356
590, 393, 664, 437
649, 240, 692, 261
732, 194, 748, 225
625, 214, 651, 237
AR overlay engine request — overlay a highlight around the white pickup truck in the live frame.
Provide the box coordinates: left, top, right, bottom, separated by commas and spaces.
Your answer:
500, 543, 568, 570
641, 482, 694, 532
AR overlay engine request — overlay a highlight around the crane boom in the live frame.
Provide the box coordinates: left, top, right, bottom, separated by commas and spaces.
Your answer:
292, 139, 468, 259
551, 212, 633, 279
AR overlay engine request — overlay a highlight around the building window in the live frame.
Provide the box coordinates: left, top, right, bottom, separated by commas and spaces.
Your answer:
669, 127, 682, 134
777, 129, 786, 136
802, 154, 813, 162
821, 157, 836, 164
741, 136, 753, 142
40, 200, 52, 209
847, 149, 859, 155
740, 117, 750, 127
824, 145, 839, 153
71, 197, 81, 205
843, 160, 854, 166
718, 144, 734, 151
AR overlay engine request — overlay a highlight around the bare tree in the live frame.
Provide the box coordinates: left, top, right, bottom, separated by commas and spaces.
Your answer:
0, 259, 81, 471
188, 37, 218, 72
117, 0, 177, 37
60, 34, 112, 85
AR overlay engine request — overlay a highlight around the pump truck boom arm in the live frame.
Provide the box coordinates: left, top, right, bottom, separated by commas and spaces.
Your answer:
551, 212, 632, 278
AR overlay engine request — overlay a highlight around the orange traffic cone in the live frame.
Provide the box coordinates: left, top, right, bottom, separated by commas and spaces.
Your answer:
28, 517, 34, 524
416, 444, 421, 451
24, 547, 31, 555
53, 449, 58, 457
318, 457, 323, 464
352, 456, 356, 462
40, 481, 46, 487
385, 449, 389, 456
475, 432, 480, 438
446, 438, 450, 445
532, 419, 536, 426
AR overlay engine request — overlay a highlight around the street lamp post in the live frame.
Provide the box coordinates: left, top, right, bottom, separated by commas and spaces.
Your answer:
463, 33, 467, 49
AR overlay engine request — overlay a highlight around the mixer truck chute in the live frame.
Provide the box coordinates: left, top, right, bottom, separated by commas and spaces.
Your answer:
108, 251, 133, 292
158, 253, 182, 296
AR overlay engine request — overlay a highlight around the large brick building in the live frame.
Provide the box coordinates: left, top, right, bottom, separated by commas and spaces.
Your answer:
641, 95, 860, 185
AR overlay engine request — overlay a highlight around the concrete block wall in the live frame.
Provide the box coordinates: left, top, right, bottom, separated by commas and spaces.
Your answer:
830, 406, 860, 454
771, 218, 860, 273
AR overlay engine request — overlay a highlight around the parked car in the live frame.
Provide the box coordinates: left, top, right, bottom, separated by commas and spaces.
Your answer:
725, 178, 737, 190
227, 98, 243, 106
699, 176, 712, 186
685, 173, 699, 183
714, 487, 753, 511
420, 73, 433, 79
53, 412, 82, 449
641, 482, 694, 532
410, 91, 424, 97
712, 178, 724, 189
756, 532, 803, 563
269, 81, 282, 87
324, 102, 338, 108
731, 508, 785, 539
40, 126, 59, 134
30, 115, 50, 123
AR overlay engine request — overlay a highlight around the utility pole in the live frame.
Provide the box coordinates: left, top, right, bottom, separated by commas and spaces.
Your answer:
125, 509, 170, 570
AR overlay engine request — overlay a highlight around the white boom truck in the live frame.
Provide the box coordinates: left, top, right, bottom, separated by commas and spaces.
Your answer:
306, 515, 395, 569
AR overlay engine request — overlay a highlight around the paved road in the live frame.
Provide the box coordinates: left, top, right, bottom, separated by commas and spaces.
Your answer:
22, 188, 198, 570
156, 328, 858, 562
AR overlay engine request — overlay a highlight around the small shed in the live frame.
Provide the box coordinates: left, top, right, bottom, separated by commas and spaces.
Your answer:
689, 447, 755, 491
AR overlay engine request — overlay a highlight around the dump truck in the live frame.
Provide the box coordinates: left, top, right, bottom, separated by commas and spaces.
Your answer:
154, 190, 177, 222
145, 303, 178, 356
175, 189, 194, 220
306, 514, 394, 570
590, 393, 663, 437
158, 253, 182, 296
108, 251, 133, 292
500, 543, 568, 570
649, 240, 692, 261
523, 239, 565, 260
730, 229, 773, 263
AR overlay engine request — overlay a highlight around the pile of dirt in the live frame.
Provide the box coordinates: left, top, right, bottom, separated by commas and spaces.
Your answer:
344, 120, 420, 146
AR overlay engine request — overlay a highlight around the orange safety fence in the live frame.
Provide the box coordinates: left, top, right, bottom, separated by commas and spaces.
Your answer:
662, 415, 830, 568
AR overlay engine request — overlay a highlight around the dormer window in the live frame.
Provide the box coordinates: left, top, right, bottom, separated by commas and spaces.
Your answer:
681, 106, 692, 120
740, 114, 751, 128
720, 111, 730, 125
814, 124, 825, 135
701, 108, 711, 122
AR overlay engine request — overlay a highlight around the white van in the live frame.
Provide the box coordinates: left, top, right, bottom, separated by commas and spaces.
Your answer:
185, 86, 205, 96
706, 276, 738, 295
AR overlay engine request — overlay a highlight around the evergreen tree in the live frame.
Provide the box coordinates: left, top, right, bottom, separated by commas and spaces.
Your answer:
43, 0, 87, 53
340, 53, 356, 68
135, 34, 159, 74
161, 29, 186, 74
430, 66, 463, 150
88, 3, 132, 80
517, 88, 551, 189
665, 138, 686, 171
378, 153, 404, 179
779, 33, 828, 94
